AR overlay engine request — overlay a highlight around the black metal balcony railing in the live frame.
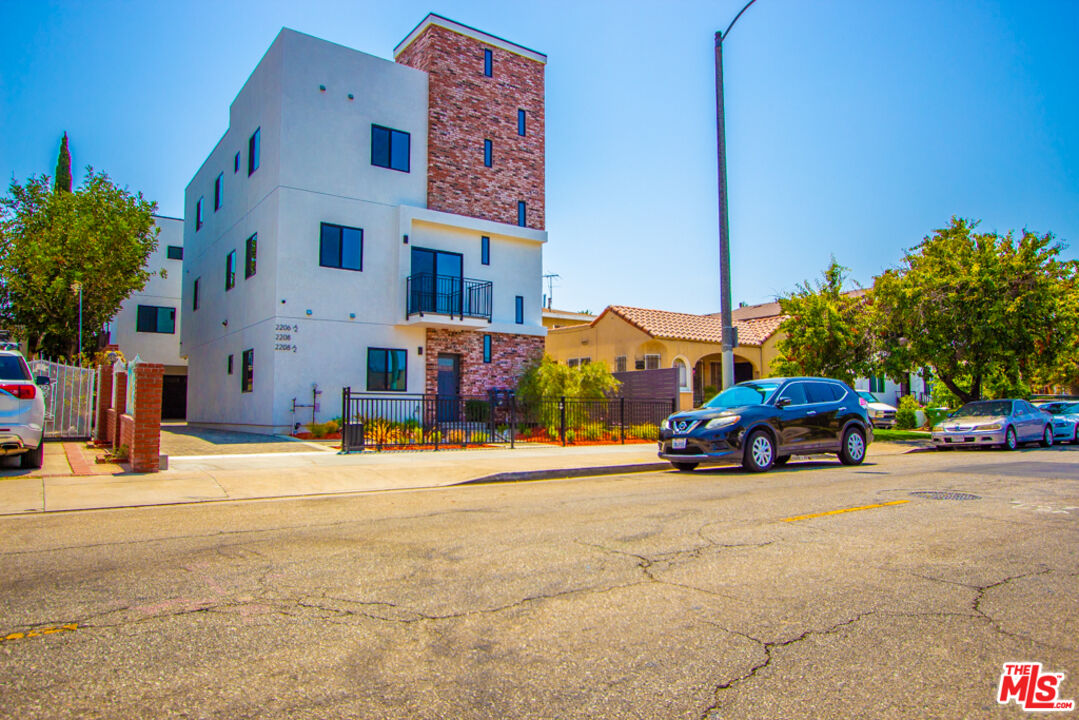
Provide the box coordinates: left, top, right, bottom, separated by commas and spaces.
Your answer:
406, 273, 493, 321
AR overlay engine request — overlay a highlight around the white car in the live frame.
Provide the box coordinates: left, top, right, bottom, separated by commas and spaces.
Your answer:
0, 350, 48, 468
856, 391, 897, 428
1036, 401, 1079, 444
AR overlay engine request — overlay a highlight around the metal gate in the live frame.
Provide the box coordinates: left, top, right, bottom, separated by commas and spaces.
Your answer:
28, 359, 96, 439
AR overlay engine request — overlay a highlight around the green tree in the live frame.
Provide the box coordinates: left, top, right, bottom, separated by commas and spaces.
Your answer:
873, 217, 1077, 404
516, 355, 621, 405
769, 258, 875, 384
54, 133, 72, 194
0, 168, 159, 359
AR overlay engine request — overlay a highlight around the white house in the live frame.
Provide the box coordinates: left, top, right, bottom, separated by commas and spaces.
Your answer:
107, 214, 188, 418
181, 17, 548, 433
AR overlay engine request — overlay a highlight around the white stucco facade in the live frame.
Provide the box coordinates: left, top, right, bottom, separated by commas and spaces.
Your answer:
181, 28, 546, 433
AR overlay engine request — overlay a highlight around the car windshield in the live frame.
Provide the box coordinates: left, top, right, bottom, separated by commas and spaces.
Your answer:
1047, 403, 1079, 415
705, 382, 781, 409
857, 391, 877, 403
0, 355, 30, 381
951, 400, 1011, 418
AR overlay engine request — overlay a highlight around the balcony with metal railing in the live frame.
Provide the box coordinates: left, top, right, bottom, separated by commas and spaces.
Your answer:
405, 273, 493, 324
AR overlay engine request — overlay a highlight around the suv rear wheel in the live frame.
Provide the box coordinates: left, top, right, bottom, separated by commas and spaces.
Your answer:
838, 427, 866, 466
742, 430, 775, 473
21, 438, 44, 469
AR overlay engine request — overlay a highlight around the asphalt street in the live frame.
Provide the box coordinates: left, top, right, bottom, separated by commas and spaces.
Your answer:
1, 445, 1077, 719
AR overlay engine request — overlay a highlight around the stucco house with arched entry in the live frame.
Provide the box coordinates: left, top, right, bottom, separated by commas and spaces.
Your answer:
544, 303, 786, 410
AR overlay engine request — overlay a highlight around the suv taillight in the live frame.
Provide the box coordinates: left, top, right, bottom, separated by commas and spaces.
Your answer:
0, 383, 35, 400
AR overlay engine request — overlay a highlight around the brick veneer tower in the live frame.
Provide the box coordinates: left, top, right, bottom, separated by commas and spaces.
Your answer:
395, 14, 546, 230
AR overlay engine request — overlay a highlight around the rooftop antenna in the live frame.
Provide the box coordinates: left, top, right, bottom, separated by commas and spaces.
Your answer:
543, 273, 560, 310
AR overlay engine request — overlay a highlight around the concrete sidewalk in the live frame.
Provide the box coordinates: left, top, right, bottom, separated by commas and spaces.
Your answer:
0, 441, 921, 516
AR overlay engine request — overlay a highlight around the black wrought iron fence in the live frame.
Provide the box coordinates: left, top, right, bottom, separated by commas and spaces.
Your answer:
340, 388, 674, 452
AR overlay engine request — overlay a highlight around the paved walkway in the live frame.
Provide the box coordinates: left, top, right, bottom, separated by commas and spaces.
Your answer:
0, 440, 921, 516
160, 423, 324, 456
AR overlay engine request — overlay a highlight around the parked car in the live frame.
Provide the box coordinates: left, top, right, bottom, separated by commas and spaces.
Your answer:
658, 377, 873, 473
1036, 401, 1079, 444
856, 391, 897, 428
0, 350, 49, 468
931, 399, 1053, 450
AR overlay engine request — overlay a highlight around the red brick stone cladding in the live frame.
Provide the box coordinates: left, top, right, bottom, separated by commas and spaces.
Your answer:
396, 25, 545, 229
424, 328, 544, 395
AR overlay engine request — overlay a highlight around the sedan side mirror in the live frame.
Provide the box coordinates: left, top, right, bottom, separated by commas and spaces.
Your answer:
775, 397, 792, 408
35, 375, 51, 386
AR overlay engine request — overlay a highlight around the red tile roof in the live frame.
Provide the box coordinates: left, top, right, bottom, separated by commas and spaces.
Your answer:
601, 305, 785, 347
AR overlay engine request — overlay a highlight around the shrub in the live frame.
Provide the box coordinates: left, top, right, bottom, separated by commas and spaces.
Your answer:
924, 407, 952, 428
465, 400, 490, 422
581, 425, 606, 441
626, 424, 659, 441
306, 420, 339, 438
702, 385, 718, 403
446, 429, 467, 445
564, 429, 576, 444
895, 395, 920, 429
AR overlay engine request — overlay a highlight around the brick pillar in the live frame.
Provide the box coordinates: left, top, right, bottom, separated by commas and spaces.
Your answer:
129, 363, 164, 473
112, 369, 128, 451
95, 362, 114, 444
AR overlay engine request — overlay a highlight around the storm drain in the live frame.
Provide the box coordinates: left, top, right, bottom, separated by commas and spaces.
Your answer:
910, 490, 981, 501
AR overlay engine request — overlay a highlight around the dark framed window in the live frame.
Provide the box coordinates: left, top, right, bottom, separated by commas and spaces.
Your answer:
214, 173, 222, 211
234, 152, 240, 173
517, 201, 526, 227
227, 354, 233, 375
483, 334, 492, 363
483, 139, 492, 167
248, 128, 260, 175
517, 109, 526, 136
371, 125, 410, 172
481, 236, 490, 265
515, 295, 524, 324
195, 197, 203, 231
615, 356, 627, 373
166, 245, 183, 260
245, 233, 257, 278
136, 305, 176, 334
367, 348, 407, 392
241, 349, 253, 392
319, 223, 363, 271
483, 48, 492, 77
192, 278, 200, 311
225, 250, 236, 291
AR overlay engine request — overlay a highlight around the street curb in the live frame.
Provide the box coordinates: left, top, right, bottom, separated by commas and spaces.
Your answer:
459, 462, 671, 485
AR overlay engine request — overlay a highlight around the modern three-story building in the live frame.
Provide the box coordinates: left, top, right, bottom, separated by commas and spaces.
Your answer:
181, 14, 547, 433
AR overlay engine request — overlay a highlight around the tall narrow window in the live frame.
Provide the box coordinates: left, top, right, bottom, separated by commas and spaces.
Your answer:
371, 125, 410, 172
225, 250, 236, 291
517, 109, 526, 136
615, 356, 627, 373
245, 233, 257, 278
483, 139, 492, 167
517, 201, 526, 227
366, 348, 407, 391
483, 334, 492, 363
227, 354, 233, 375
481, 236, 490, 265
195, 198, 203, 231
214, 173, 222, 211
515, 296, 524, 325
192, 278, 200, 311
483, 48, 492, 77
319, 223, 363, 271
234, 152, 240, 173
241, 349, 254, 392
248, 127, 260, 175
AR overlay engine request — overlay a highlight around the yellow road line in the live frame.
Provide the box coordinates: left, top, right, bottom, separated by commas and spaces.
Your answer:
782, 499, 910, 523
1, 623, 78, 642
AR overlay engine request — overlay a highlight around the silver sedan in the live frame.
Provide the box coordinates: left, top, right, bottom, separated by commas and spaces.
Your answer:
932, 398, 1053, 450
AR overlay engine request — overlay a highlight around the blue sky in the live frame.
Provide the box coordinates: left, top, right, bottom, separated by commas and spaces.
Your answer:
2, 0, 1077, 314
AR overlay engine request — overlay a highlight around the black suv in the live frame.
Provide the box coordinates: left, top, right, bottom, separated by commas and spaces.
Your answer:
658, 377, 873, 472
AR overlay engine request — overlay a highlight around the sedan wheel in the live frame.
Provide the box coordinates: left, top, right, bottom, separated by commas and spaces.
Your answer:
1003, 426, 1018, 451
838, 427, 866, 466
1040, 426, 1053, 448
742, 431, 775, 473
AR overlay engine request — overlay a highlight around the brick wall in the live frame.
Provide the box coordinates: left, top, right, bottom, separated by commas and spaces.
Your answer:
95, 363, 113, 444
396, 24, 545, 229
129, 363, 164, 473
425, 328, 543, 395
111, 371, 128, 450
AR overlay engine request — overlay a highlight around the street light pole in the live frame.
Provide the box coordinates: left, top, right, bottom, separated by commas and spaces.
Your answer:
715, 0, 759, 389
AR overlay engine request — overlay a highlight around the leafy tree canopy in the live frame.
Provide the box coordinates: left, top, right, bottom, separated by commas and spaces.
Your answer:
769, 258, 875, 385
0, 168, 159, 359
517, 355, 621, 405
873, 217, 1078, 404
